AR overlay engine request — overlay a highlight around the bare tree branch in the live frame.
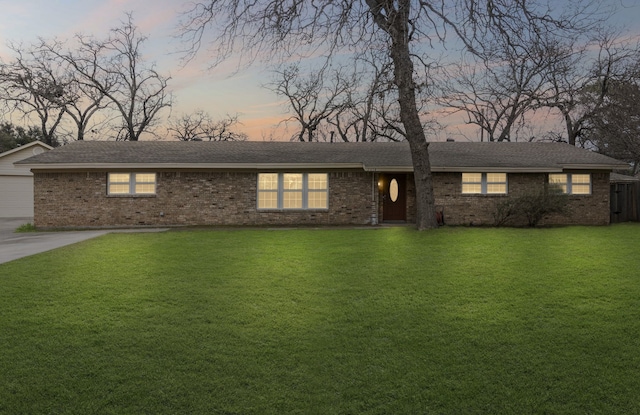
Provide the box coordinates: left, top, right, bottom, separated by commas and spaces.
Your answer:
179, 0, 611, 229
47, 13, 173, 141
168, 110, 247, 141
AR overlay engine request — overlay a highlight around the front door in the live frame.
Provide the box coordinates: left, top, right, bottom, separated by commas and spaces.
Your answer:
383, 174, 407, 222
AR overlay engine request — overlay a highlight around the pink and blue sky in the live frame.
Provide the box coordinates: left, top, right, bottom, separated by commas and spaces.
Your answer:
1, 0, 640, 141
0, 0, 282, 140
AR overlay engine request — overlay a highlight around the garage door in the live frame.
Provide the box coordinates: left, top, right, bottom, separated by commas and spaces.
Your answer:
0, 176, 34, 217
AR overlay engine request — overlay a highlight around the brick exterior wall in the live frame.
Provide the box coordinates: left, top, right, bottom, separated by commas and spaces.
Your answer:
33, 169, 611, 229
33, 171, 377, 228
430, 172, 610, 226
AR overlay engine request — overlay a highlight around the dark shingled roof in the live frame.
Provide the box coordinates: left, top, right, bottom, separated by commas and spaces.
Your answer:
16, 140, 627, 172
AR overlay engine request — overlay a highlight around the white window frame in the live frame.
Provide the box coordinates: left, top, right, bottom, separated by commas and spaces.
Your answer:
548, 173, 591, 195
462, 173, 507, 194
257, 173, 328, 210
108, 173, 156, 195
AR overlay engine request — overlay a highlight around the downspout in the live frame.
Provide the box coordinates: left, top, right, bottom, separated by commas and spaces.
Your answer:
371, 173, 379, 225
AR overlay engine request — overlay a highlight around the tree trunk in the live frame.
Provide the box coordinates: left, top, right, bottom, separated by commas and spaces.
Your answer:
565, 113, 578, 146
387, 3, 438, 230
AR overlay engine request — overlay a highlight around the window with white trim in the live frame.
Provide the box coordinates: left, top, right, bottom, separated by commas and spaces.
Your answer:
108, 173, 156, 195
462, 173, 507, 194
549, 173, 591, 195
258, 173, 328, 209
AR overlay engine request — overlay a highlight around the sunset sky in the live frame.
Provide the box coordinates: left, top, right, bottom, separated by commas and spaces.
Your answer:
1, 0, 639, 141
0, 0, 283, 140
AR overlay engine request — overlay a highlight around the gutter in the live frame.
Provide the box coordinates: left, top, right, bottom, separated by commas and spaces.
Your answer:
364, 165, 413, 172
560, 163, 629, 170
20, 162, 368, 171
19, 162, 626, 173
430, 166, 562, 173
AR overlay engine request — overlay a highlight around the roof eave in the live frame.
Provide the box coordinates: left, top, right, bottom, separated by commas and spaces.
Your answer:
365, 166, 413, 172
2, 141, 53, 159
22, 162, 369, 170
432, 166, 562, 173
561, 163, 628, 170
20, 162, 627, 173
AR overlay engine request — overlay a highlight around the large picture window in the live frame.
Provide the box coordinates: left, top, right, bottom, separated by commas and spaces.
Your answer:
462, 173, 507, 194
108, 173, 156, 195
549, 173, 591, 195
258, 173, 328, 210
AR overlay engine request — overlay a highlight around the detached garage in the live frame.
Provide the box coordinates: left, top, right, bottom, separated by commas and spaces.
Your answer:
0, 141, 52, 218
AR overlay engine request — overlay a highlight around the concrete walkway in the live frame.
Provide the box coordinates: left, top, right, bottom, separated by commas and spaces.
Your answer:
0, 218, 167, 264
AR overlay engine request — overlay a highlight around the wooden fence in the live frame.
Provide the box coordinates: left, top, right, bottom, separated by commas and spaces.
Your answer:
610, 182, 640, 223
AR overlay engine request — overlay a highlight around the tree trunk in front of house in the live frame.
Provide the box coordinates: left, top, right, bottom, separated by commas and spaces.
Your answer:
387, 2, 438, 230
565, 112, 578, 146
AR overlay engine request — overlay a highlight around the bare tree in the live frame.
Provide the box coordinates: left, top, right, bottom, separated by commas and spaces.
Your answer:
0, 42, 70, 146
168, 110, 247, 141
60, 71, 108, 141
26, 38, 110, 142
270, 52, 407, 143
0, 15, 167, 144
542, 29, 640, 146
584, 79, 640, 174
47, 14, 172, 141
180, 0, 603, 230
206, 113, 248, 141
439, 35, 559, 142
325, 52, 407, 142
268, 64, 351, 142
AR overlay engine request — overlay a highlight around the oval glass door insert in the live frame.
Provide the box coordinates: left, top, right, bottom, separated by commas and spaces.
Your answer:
389, 178, 399, 202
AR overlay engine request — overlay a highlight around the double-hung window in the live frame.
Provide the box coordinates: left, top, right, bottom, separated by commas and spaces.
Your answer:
258, 173, 328, 209
549, 173, 591, 195
283, 173, 303, 208
462, 173, 507, 194
258, 173, 279, 209
108, 173, 156, 195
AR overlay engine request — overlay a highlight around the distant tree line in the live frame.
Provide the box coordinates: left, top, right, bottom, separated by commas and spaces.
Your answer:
246, 4, 640, 173
0, 122, 44, 153
0, 13, 245, 150
0, 14, 171, 145
2, 6, 638, 175
270, 23, 640, 157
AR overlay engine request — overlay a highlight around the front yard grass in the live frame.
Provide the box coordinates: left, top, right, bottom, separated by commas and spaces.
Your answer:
1, 224, 640, 414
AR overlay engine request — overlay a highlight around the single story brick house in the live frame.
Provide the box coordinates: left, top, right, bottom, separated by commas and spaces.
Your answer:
16, 140, 627, 228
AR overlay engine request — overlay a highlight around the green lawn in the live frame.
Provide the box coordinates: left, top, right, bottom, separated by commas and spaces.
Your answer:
1, 225, 640, 414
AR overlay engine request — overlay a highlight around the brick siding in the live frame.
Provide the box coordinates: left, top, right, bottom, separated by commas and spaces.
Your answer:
33, 171, 377, 228
33, 169, 610, 229
430, 172, 610, 226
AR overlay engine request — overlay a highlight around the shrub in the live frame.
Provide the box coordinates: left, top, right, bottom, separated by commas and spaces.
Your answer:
494, 186, 569, 227
15, 223, 36, 232
492, 197, 522, 226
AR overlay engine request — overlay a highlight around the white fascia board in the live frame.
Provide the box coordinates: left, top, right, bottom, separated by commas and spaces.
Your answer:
1, 141, 53, 159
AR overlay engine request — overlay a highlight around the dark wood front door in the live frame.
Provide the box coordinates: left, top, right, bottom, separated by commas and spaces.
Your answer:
383, 174, 407, 222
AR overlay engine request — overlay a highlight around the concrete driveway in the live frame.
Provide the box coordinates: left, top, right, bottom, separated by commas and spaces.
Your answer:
0, 218, 167, 264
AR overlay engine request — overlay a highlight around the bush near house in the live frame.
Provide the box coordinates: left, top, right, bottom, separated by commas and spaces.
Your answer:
493, 186, 569, 226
